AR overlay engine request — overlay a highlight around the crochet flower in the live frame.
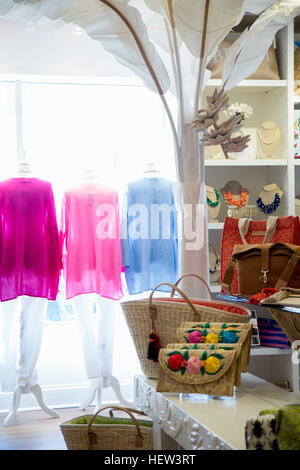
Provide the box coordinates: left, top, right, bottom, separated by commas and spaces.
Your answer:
222, 330, 238, 343
188, 330, 203, 344
186, 356, 201, 374
168, 353, 184, 371
205, 333, 219, 343
205, 356, 221, 374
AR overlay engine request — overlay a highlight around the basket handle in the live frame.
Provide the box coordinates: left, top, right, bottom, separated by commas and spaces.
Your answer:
170, 273, 213, 300
149, 282, 198, 331
109, 407, 146, 418
87, 406, 145, 448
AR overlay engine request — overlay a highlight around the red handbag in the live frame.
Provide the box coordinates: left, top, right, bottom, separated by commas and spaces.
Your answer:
221, 216, 300, 295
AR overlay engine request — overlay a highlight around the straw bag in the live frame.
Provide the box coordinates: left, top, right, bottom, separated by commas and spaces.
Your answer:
60, 406, 153, 450
222, 243, 300, 296
176, 324, 252, 372
167, 343, 244, 386
156, 348, 238, 396
121, 274, 251, 379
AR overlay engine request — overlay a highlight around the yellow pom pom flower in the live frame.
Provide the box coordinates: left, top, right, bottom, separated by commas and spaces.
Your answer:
205, 356, 221, 374
205, 333, 219, 343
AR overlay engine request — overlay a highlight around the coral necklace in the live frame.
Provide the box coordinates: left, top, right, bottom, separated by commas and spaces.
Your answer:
223, 190, 248, 209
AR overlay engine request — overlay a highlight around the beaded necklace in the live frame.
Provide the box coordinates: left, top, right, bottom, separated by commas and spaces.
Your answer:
256, 193, 280, 214
223, 190, 248, 209
207, 189, 220, 207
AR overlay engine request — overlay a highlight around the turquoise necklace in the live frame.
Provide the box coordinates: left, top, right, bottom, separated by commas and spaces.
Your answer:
207, 189, 220, 207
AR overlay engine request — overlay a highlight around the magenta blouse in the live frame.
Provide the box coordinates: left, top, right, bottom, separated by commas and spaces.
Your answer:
60, 182, 123, 300
0, 178, 60, 302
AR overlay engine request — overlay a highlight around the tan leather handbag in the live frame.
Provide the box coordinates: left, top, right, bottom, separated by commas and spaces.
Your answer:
222, 243, 300, 296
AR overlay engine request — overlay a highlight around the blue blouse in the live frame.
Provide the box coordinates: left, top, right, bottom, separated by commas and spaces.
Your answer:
121, 177, 178, 294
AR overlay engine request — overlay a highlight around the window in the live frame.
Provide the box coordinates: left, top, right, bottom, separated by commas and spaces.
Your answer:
0, 77, 176, 408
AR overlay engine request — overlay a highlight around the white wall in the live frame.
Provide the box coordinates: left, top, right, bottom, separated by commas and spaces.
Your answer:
0, 18, 134, 78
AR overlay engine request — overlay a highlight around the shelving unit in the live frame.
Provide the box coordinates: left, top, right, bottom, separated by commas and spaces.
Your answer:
205, 20, 300, 393
206, 21, 296, 291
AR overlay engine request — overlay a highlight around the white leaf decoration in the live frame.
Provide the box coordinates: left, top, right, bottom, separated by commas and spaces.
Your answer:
171, 0, 246, 59
244, 0, 278, 14
0, 0, 170, 95
222, 0, 300, 90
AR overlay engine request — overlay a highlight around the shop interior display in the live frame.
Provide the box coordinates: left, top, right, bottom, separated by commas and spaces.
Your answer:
220, 180, 250, 218
256, 183, 283, 215
257, 121, 281, 158
209, 244, 221, 285
206, 185, 221, 221
1, 0, 300, 452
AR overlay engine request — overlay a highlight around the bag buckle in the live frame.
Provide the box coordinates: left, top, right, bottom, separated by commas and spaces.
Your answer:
289, 254, 300, 266
260, 269, 269, 284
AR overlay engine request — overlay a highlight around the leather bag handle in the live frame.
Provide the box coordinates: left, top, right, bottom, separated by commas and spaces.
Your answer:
221, 258, 236, 294
87, 406, 145, 448
275, 253, 300, 290
170, 273, 213, 300
149, 282, 198, 331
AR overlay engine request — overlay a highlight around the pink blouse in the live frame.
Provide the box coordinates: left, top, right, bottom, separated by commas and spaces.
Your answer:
0, 178, 60, 302
60, 182, 123, 300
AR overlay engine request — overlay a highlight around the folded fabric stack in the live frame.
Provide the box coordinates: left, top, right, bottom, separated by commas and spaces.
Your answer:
156, 322, 252, 397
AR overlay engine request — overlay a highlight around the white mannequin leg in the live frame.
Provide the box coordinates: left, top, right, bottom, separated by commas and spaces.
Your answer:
96, 296, 116, 380
72, 294, 101, 379
0, 298, 19, 393
96, 296, 133, 409
16, 296, 47, 389
2, 296, 59, 426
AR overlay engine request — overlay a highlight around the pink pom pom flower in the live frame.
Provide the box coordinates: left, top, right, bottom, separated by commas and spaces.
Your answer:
187, 330, 203, 343
186, 356, 201, 374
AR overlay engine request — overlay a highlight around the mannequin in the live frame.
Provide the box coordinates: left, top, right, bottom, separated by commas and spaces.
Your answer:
64, 167, 132, 411
206, 185, 221, 222
257, 121, 281, 157
256, 183, 283, 215
143, 162, 161, 177
295, 195, 300, 219
220, 180, 249, 219
1, 157, 59, 426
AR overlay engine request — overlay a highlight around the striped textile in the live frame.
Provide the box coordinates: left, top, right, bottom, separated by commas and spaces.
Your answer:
257, 318, 290, 349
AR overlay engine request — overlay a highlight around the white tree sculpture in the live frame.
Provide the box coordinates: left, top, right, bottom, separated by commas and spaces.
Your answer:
1, 0, 300, 297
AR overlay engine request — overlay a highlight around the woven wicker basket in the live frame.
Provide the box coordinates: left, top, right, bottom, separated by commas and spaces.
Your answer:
60, 406, 153, 450
121, 274, 251, 379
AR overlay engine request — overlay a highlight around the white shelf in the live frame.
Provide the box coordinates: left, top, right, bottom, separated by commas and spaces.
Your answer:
294, 160, 300, 165
208, 222, 224, 230
206, 79, 287, 93
205, 159, 287, 167
250, 347, 291, 356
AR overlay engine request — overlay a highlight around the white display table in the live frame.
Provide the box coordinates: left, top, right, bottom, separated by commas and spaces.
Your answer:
134, 373, 300, 450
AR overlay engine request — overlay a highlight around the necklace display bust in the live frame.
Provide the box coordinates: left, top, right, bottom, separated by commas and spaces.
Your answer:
257, 121, 281, 157
206, 185, 221, 222
256, 183, 283, 215
220, 180, 249, 218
